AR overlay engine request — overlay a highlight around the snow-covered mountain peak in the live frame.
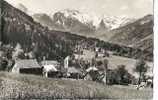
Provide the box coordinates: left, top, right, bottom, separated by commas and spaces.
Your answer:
30, 8, 135, 35
53, 9, 101, 28
101, 15, 134, 29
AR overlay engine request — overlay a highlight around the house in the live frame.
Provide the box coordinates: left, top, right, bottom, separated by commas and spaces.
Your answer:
41, 60, 60, 68
67, 67, 83, 79
84, 65, 109, 84
41, 60, 60, 71
95, 50, 109, 58
86, 66, 98, 72
12, 59, 42, 75
84, 66, 100, 81
41, 60, 62, 78
82, 57, 109, 84
42, 65, 57, 77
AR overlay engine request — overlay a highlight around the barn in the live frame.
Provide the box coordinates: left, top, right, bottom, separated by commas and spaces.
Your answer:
12, 59, 42, 75
41, 60, 63, 78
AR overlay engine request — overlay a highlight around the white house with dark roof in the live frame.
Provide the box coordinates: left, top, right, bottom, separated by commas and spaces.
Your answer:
41, 60, 62, 78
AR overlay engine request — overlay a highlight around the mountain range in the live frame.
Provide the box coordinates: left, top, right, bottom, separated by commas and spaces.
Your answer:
108, 15, 153, 51
32, 9, 153, 52
1, 0, 153, 61
32, 9, 135, 37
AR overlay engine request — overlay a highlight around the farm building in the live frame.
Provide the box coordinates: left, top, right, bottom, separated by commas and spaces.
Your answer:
41, 60, 63, 78
41, 60, 60, 68
84, 66, 107, 83
86, 66, 98, 72
67, 67, 83, 79
84, 58, 108, 84
12, 59, 42, 75
84, 66, 99, 81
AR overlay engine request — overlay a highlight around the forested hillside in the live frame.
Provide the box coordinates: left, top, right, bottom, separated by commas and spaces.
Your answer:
0, 0, 153, 61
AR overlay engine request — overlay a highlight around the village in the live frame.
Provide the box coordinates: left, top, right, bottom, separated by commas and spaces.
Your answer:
0, 0, 154, 99
8, 44, 153, 90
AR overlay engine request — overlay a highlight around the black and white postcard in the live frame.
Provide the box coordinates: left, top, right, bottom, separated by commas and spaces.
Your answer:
0, 0, 154, 99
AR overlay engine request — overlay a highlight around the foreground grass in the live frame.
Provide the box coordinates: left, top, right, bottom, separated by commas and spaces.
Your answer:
0, 72, 152, 99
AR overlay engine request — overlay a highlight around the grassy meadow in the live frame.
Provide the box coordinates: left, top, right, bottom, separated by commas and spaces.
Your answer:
0, 72, 152, 99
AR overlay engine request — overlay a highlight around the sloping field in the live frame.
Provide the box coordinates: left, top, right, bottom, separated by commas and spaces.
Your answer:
105, 55, 153, 78
0, 72, 152, 99
80, 50, 153, 78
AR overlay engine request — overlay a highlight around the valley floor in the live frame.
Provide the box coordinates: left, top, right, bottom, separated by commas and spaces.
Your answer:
0, 72, 152, 99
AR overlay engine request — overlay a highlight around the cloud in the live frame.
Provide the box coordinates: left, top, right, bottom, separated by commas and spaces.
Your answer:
120, 6, 128, 10
134, 0, 153, 9
5, 0, 153, 18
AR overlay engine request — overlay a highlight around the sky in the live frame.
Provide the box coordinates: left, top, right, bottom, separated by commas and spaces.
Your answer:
5, 0, 153, 18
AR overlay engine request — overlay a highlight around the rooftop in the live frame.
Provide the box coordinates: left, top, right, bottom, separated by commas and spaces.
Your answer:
67, 67, 82, 74
41, 60, 59, 66
14, 59, 41, 68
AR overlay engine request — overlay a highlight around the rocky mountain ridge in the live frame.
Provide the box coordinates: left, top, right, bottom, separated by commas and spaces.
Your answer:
33, 9, 134, 36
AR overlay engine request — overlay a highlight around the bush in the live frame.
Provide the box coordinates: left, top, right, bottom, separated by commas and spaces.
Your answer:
0, 58, 8, 71
134, 59, 148, 85
107, 65, 133, 85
